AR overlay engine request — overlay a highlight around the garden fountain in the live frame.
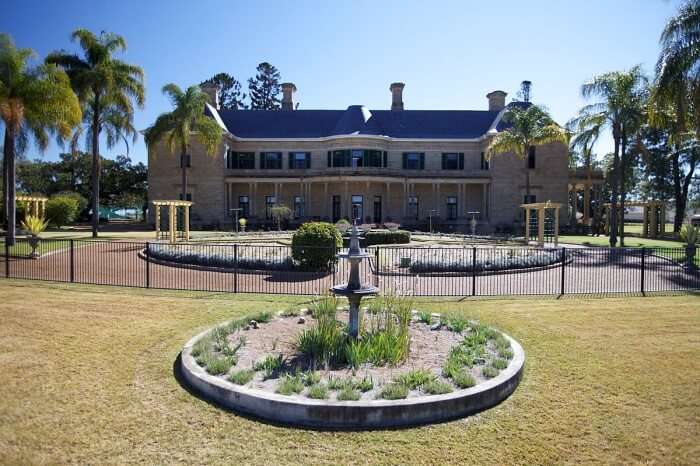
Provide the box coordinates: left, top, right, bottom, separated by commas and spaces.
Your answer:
330, 222, 379, 338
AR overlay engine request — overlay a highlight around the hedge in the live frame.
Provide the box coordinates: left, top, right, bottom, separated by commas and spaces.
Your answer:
45, 194, 82, 227
291, 222, 342, 270
409, 248, 564, 273
365, 229, 411, 246
148, 243, 295, 271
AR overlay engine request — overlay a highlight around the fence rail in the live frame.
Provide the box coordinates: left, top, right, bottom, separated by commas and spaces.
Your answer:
2, 239, 699, 296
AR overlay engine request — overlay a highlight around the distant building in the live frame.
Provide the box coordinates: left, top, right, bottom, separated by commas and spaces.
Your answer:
148, 82, 577, 231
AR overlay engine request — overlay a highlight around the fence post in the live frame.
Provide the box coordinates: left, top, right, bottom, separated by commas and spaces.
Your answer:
333, 246, 337, 285
233, 244, 238, 293
69, 239, 75, 283
560, 247, 566, 296
4, 238, 9, 279
640, 247, 645, 295
471, 247, 477, 297
145, 242, 150, 288
374, 247, 379, 287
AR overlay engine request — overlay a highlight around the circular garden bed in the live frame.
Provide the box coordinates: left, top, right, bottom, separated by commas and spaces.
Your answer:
180, 297, 524, 428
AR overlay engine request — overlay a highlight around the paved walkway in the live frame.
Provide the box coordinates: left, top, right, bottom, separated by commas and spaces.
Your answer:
2, 242, 698, 296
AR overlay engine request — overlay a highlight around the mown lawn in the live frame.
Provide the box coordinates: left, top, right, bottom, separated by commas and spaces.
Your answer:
0, 280, 698, 465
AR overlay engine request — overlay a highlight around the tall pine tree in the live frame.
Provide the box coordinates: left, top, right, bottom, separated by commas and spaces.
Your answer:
248, 62, 281, 110
200, 72, 247, 110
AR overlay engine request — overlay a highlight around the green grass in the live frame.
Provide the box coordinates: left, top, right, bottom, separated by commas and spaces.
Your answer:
482, 366, 499, 379
307, 383, 329, 400
393, 369, 437, 390
253, 354, 283, 379
275, 374, 304, 395
422, 379, 454, 395
0, 280, 698, 464
336, 387, 361, 401
377, 382, 409, 400
559, 234, 684, 248
452, 371, 477, 389
228, 369, 255, 385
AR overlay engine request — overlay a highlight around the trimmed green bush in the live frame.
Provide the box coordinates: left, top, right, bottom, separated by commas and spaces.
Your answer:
229, 369, 255, 385
365, 229, 411, 246
422, 379, 454, 395
45, 194, 82, 227
291, 222, 342, 270
336, 387, 361, 401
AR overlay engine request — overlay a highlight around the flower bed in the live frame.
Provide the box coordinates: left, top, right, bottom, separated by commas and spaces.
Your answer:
408, 248, 565, 274
148, 243, 295, 271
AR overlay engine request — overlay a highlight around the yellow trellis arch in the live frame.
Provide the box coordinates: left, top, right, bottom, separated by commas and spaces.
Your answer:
152, 200, 192, 243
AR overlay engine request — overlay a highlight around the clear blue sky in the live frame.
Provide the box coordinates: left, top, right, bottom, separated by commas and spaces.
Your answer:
2, 0, 681, 165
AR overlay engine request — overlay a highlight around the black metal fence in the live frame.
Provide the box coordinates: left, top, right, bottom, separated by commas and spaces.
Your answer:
2, 238, 699, 296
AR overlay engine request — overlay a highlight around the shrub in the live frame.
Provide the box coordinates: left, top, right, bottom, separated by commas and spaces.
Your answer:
422, 379, 454, 395
336, 387, 361, 401
365, 229, 411, 246
296, 303, 347, 366
354, 376, 374, 392
482, 366, 499, 378
46, 194, 81, 227
20, 215, 48, 236
205, 356, 236, 375
291, 222, 342, 271
492, 358, 508, 370
452, 371, 476, 388
378, 382, 409, 400
394, 369, 436, 390
307, 383, 329, 400
276, 374, 304, 395
253, 354, 283, 379
301, 371, 321, 386
418, 311, 432, 324
409, 248, 564, 274
149, 243, 295, 271
498, 347, 514, 360
681, 223, 699, 245
229, 369, 255, 385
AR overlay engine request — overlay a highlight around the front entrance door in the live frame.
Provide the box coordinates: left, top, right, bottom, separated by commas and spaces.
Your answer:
332, 195, 341, 223
373, 195, 382, 223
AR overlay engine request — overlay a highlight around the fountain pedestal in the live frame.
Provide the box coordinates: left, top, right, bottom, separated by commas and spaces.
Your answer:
330, 223, 378, 338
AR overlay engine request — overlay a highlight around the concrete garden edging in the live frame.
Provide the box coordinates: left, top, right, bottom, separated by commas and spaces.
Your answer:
179, 326, 525, 429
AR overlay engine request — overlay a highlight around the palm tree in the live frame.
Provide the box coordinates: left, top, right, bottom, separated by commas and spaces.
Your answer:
568, 115, 602, 229
573, 66, 647, 246
46, 29, 144, 238
0, 33, 81, 246
485, 104, 569, 200
651, 0, 700, 231
144, 84, 223, 201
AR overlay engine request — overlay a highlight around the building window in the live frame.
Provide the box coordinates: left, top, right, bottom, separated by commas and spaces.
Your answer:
265, 195, 276, 219
332, 150, 348, 167
480, 152, 490, 170
227, 151, 255, 169
328, 149, 386, 168
238, 196, 249, 218
441, 153, 464, 170
447, 196, 457, 220
288, 152, 310, 169
351, 195, 363, 222
403, 152, 424, 170
351, 150, 363, 168
294, 196, 304, 219
523, 194, 537, 204
408, 195, 419, 219
528, 146, 536, 169
260, 152, 282, 169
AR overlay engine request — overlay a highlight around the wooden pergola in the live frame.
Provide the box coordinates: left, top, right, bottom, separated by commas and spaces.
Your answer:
152, 200, 192, 243
602, 201, 666, 238
16, 195, 48, 217
522, 201, 563, 247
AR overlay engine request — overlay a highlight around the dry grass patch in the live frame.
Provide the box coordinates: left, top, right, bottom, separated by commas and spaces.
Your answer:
0, 280, 698, 464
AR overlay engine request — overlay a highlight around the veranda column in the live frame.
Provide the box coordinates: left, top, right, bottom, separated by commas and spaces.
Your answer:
154, 205, 161, 239
169, 204, 176, 243
385, 182, 391, 223
650, 204, 658, 239
524, 208, 530, 244
184, 205, 190, 241
537, 206, 545, 247
572, 186, 578, 226
583, 185, 591, 225
660, 203, 666, 235
642, 205, 649, 237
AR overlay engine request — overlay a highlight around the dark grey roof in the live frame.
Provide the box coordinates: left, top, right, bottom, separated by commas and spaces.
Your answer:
208, 104, 510, 139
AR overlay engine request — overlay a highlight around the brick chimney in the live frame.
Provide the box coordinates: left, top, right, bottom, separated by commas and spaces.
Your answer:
200, 83, 220, 110
390, 82, 405, 111
281, 82, 297, 110
486, 90, 507, 111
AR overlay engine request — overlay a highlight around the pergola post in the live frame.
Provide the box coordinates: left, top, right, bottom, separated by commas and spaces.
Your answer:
537, 206, 545, 247
168, 204, 176, 243
155, 205, 161, 239
650, 203, 658, 239
184, 205, 190, 241
642, 205, 649, 238
554, 207, 560, 246
583, 186, 590, 225
660, 203, 666, 236
524, 208, 531, 244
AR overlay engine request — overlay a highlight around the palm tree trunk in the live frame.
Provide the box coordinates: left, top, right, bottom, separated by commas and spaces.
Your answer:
609, 134, 620, 247
672, 151, 683, 232
619, 136, 628, 247
524, 144, 531, 200
91, 98, 101, 238
3, 127, 16, 246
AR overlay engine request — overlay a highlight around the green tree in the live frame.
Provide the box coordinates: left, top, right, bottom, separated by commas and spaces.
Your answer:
46, 29, 145, 238
248, 62, 281, 110
0, 33, 81, 245
571, 66, 648, 246
485, 104, 569, 200
144, 84, 223, 200
200, 72, 247, 110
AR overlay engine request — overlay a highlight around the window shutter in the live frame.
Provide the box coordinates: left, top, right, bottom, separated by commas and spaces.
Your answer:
402, 153, 407, 169
383, 151, 388, 167
259, 153, 265, 169
327, 151, 332, 167
458, 153, 464, 170
306, 152, 311, 169
441, 153, 446, 170
288, 152, 293, 169
419, 153, 425, 169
